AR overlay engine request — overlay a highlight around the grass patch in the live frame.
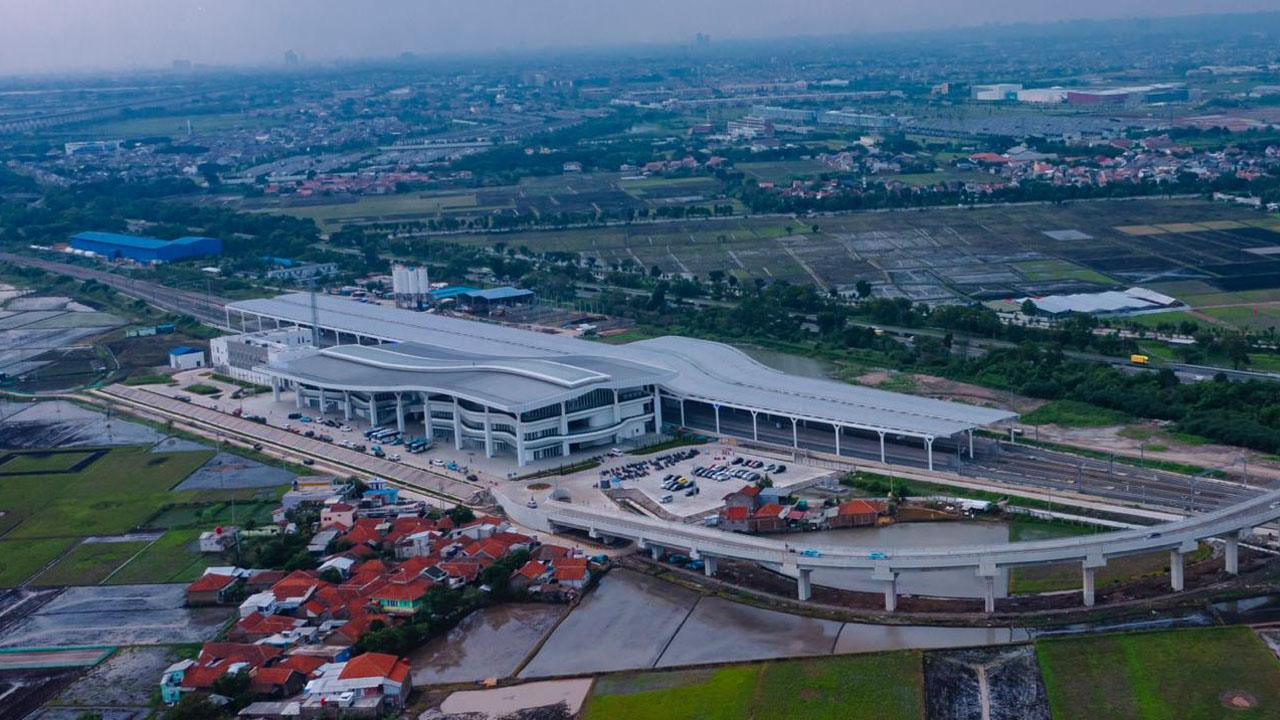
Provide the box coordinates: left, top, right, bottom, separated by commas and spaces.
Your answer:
0, 450, 100, 475
31, 540, 149, 586
107, 529, 207, 584
1021, 400, 1131, 428
754, 652, 922, 720
0, 445, 214, 539
1037, 627, 1280, 720
584, 667, 758, 720
876, 374, 918, 393
122, 374, 175, 386
1010, 542, 1212, 595
0, 538, 78, 587
583, 653, 923, 720
184, 383, 220, 396
1007, 515, 1102, 542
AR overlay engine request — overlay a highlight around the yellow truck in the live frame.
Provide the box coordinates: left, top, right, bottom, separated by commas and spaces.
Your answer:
1130, 354, 1150, 365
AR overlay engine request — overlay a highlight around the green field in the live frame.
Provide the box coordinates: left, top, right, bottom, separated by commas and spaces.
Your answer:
107, 529, 208, 584
1010, 542, 1212, 595
58, 112, 275, 139
0, 538, 77, 587
0, 444, 293, 587
1020, 400, 1132, 428
0, 446, 213, 539
1012, 259, 1114, 285
31, 540, 149, 586
1038, 627, 1280, 720
0, 450, 101, 475
581, 653, 923, 720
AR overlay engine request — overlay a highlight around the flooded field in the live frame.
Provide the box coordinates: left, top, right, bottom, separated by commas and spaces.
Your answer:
0, 585, 229, 648
657, 595, 843, 667
789, 522, 1012, 599
835, 623, 1029, 655
0, 400, 163, 449
523, 571, 1028, 678
520, 570, 700, 677
411, 604, 563, 685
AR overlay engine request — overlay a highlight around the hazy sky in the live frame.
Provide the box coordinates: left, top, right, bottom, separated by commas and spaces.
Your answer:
0, 0, 1275, 75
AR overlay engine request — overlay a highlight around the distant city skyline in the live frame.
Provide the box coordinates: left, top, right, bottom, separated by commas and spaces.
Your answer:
1, 0, 1277, 76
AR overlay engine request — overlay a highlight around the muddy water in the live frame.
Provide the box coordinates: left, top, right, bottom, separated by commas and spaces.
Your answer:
834, 623, 1028, 655
520, 570, 700, 678
410, 604, 563, 685
783, 521, 1012, 599
657, 595, 843, 667
737, 345, 836, 380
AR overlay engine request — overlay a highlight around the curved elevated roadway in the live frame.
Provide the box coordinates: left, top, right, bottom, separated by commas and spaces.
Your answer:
505, 488, 1280, 613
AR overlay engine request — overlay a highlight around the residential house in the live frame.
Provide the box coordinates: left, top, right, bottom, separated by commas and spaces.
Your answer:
199, 527, 239, 554
300, 653, 412, 718
186, 573, 240, 606
718, 505, 751, 533
320, 502, 357, 529
371, 578, 434, 615
829, 499, 882, 528
248, 667, 306, 699
749, 503, 786, 533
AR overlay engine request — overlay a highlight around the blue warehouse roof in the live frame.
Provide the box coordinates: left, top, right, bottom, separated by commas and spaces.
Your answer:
73, 231, 219, 249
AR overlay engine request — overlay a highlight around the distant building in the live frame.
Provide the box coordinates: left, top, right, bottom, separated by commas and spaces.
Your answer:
70, 231, 222, 264
457, 287, 535, 314
64, 140, 123, 156
727, 115, 774, 139
753, 106, 817, 124
284, 49, 300, 66
211, 327, 313, 385
169, 346, 207, 371
818, 111, 901, 130
265, 262, 339, 283
972, 83, 1023, 101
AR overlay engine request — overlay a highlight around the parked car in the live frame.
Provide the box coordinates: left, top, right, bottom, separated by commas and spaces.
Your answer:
659, 494, 674, 504
287, 412, 303, 420
800, 548, 822, 558
302, 458, 315, 466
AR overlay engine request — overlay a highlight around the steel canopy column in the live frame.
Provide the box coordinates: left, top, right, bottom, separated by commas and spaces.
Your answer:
926, 437, 934, 471
483, 407, 494, 458
679, 398, 686, 427
343, 391, 352, 422
423, 394, 433, 438
652, 387, 663, 430
318, 387, 326, 414
368, 394, 379, 427
791, 417, 798, 448
713, 404, 721, 436
395, 393, 406, 434
878, 431, 886, 464
834, 425, 841, 457
453, 398, 463, 450
271, 377, 280, 403
751, 411, 758, 441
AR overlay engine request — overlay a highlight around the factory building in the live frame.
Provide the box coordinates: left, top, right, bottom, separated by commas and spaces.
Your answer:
70, 231, 222, 264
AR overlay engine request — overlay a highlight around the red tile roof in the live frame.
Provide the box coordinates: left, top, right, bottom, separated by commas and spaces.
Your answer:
187, 573, 236, 593
752, 502, 784, 518
340, 653, 410, 683
374, 579, 432, 602
722, 506, 750, 521
198, 643, 281, 668
517, 560, 548, 581
554, 565, 587, 581
249, 666, 301, 692
838, 499, 882, 516
277, 654, 327, 676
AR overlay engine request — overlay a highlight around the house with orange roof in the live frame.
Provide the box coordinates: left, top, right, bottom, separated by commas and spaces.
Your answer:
301, 652, 412, 716
185, 573, 240, 606
749, 502, 786, 533
248, 666, 306, 698
829, 499, 883, 528
552, 563, 590, 591
510, 560, 550, 592
370, 578, 434, 615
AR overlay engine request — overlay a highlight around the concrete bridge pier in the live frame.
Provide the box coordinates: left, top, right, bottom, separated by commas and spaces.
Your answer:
650, 544, 662, 561
978, 561, 998, 614
704, 556, 717, 577
1223, 535, 1240, 575
1082, 554, 1106, 608
1170, 539, 1196, 592
797, 568, 813, 601
872, 568, 898, 612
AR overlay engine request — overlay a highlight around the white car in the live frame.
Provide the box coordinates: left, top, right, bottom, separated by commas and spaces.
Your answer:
430, 459, 446, 467
388, 453, 401, 462
339, 425, 353, 432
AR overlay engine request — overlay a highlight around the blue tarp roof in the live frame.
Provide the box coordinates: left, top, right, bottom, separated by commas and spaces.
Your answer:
461, 287, 534, 302
169, 346, 202, 355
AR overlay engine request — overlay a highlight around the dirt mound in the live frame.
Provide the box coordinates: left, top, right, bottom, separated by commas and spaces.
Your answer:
1221, 689, 1258, 710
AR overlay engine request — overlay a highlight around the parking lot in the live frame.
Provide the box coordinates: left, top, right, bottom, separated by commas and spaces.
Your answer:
583, 444, 831, 518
